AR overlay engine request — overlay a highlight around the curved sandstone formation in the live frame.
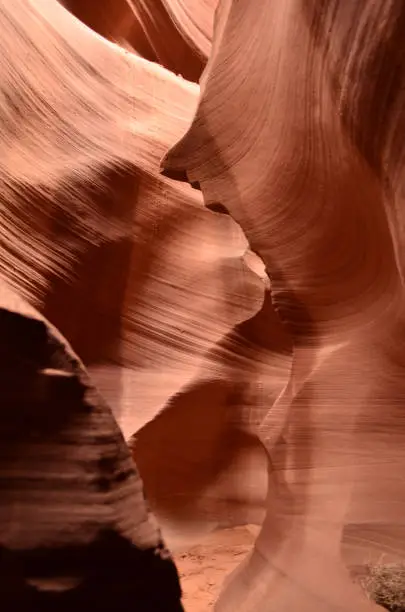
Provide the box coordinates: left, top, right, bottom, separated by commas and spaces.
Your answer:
0, 0, 264, 607
163, 0, 405, 610
2, 0, 405, 610
63, 0, 216, 81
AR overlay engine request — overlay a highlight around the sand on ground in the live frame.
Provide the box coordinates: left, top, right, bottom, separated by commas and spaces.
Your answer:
174, 526, 258, 611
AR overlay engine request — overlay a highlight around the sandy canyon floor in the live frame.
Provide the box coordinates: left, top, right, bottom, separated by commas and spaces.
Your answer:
174, 525, 405, 611
173, 526, 257, 611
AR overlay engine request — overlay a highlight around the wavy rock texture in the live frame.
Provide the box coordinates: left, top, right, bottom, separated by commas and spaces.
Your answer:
2, 0, 405, 611
0, 0, 271, 608
163, 0, 405, 610
63, 0, 216, 81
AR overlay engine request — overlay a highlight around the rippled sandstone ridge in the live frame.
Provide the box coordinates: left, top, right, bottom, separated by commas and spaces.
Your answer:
1, 1, 405, 611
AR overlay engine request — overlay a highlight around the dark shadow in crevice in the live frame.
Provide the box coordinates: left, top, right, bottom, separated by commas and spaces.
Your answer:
0, 529, 183, 611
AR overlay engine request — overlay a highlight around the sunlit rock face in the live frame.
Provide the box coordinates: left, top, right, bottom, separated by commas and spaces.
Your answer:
2, 0, 405, 611
163, 0, 405, 610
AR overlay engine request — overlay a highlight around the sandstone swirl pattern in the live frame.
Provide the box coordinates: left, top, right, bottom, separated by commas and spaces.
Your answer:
0, 0, 264, 609
163, 0, 405, 610
63, 0, 216, 81
1, 1, 405, 611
